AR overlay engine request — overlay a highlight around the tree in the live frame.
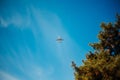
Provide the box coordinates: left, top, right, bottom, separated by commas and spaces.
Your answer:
72, 14, 120, 80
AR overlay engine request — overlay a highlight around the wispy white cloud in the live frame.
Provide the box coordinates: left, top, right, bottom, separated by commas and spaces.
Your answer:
0, 10, 31, 27
0, 41, 54, 80
0, 71, 19, 80
0, 18, 8, 27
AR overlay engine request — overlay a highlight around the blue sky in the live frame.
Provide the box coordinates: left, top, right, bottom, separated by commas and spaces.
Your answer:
0, 0, 120, 80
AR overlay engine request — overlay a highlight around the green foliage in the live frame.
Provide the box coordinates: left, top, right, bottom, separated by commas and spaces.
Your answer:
72, 14, 120, 80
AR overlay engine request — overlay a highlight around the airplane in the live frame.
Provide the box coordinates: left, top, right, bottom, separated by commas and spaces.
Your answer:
56, 36, 64, 42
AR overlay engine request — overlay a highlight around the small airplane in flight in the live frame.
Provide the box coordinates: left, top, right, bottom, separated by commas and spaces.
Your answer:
56, 36, 64, 43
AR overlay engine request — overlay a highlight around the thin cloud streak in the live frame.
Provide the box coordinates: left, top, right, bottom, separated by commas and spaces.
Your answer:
0, 71, 19, 80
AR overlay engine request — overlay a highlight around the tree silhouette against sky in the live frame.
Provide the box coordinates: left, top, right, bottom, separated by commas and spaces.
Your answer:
72, 14, 120, 80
